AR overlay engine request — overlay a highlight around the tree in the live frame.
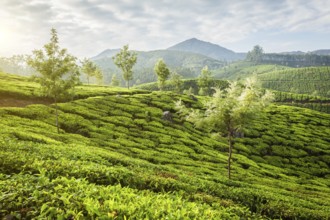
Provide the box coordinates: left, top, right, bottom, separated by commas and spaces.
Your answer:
246, 45, 264, 64
176, 77, 273, 179
94, 67, 103, 85
154, 59, 170, 91
27, 28, 80, 133
81, 58, 103, 85
112, 45, 137, 89
197, 65, 212, 95
170, 71, 183, 93
111, 74, 120, 87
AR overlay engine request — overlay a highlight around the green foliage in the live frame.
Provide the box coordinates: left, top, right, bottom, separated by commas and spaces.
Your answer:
246, 45, 264, 64
27, 28, 80, 133
259, 66, 330, 97
213, 60, 291, 80
176, 77, 274, 179
260, 53, 330, 67
0, 54, 33, 76
27, 28, 80, 102
136, 79, 228, 95
0, 73, 330, 219
112, 45, 137, 89
170, 71, 183, 93
198, 65, 213, 95
94, 49, 224, 86
80, 58, 103, 85
154, 59, 170, 91
111, 73, 120, 87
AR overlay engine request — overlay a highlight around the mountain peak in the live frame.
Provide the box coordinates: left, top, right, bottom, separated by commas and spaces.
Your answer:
91, 48, 120, 60
187, 37, 200, 41
167, 38, 245, 61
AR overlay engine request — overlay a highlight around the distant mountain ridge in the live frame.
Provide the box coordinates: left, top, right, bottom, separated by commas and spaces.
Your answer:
312, 49, 330, 55
91, 49, 224, 85
167, 38, 245, 61
281, 49, 330, 56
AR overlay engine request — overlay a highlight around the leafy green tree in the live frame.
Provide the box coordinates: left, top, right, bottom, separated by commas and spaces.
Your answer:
170, 71, 183, 93
246, 45, 264, 64
154, 59, 170, 91
111, 74, 120, 87
197, 66, 212, 95
198, 87, 206, 96
176, 77, 273, 179
94, 67, 103, 85
27, 28, 80, 133
183, 86, 195, 95
81, 58, 103, 85
112, 45, 137, 89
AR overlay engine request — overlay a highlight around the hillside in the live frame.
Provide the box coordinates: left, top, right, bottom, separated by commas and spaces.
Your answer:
0, 72, 330, 219
135, 78, 330, 114
260, 53, 330, 67
259, 66, 330, 97
281, 49, 330, 56
92, 49, 224, 85
135, 79, 228, 95
0, 72, 148, 107
167, 38, 245, 61
213, 61, 292, 80
313, 49, 330, 55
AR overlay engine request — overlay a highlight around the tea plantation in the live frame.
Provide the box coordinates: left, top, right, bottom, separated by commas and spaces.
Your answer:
0, 72, 330, 219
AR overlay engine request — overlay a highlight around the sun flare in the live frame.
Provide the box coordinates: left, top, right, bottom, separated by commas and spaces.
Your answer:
0, 28, 11, 47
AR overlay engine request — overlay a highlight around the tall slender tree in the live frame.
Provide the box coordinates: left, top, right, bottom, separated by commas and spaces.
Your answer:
246, 45, 264, 64
112, 45, 137, 89
81, 58, 103, 85
27, 28, 80, 133
176, 77, 273, 179
154, 59, 170, 91
170, 71, 183, 93
197, 65, 213, 95
111, 73, 120, 87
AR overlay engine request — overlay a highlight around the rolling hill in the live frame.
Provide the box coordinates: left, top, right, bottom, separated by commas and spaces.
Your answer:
135, 78, 330, 114
212, 61, 292, 80
258, 66, 330, 97
92, 49, 225, 85
167, 38, 245, 61
281, 49, 330, 56
313, 49, 330, 55
0, 72, 330, 219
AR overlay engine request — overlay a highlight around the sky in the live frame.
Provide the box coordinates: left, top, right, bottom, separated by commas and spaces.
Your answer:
0, 0, 329, 58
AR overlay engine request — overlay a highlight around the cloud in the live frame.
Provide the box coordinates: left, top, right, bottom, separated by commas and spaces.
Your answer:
0, 0, 329, 57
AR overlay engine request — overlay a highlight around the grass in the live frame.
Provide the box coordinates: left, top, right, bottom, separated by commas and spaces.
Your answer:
0, 72, 329, 219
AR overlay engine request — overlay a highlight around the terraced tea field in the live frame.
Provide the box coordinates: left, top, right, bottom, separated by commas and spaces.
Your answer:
0, 72, 329, 219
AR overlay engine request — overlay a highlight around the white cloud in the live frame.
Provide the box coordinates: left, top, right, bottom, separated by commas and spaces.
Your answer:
0, 0, 329, 57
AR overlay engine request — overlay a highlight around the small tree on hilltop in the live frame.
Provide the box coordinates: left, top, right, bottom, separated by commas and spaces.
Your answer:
246, 45, 264, 64
94, 67, 103, 85
112, 45, 137, 89
170, 71, 183, 93
81, 58, 103, 85
176, 77, 273, 179
111, 73, 120, 87
27, 28, 80, 133
198, 65, 213, 96
154, 59, 170, 91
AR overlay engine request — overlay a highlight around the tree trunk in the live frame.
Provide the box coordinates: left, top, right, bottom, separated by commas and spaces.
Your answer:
227, 132, 234, 179
54, 97, 59, 134
127, 80, 130, 89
